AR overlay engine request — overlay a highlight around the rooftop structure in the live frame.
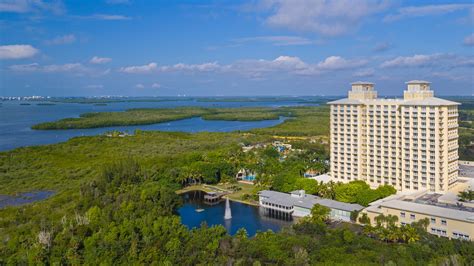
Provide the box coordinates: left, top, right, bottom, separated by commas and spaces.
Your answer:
258, 190, 363, 221
363, 192, 474, 241
306, 173, 332, 184
459, 161, 474, 178
328, 81, 460, 193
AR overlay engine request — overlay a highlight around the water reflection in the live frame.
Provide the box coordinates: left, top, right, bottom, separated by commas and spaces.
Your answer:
0, 191, 55, 208
178, 191, 293, 236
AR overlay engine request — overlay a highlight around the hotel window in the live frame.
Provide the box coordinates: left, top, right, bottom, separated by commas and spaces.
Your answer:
410, 214, 416, 220
400, 212, 405, 218
430, 218, 436, 224
441, 219, 447, 226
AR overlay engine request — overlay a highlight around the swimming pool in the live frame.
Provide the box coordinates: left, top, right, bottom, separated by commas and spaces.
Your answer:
243, 175, 256, 181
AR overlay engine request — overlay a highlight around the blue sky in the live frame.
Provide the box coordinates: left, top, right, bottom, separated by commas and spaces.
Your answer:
0, 0, 473, 96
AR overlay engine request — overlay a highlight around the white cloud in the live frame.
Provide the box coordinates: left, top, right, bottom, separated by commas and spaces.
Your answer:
258, 0, 390, 36
0, 44, 39, 59
316, 56, 367, 70
380, 54, 443, 68
9, 63, 40, 71
160, 62, 220, 72
101, 68, 111, 75
379, 53, 474, 69
118, 55, 369, 79
226, 56, 310, 77
110, 53, 465, 85
85, 84, 104, 89
224, 55, 366, 77
0, 0, 65, 14
42, 63, 85, 73
454, 57, 474, 68
233, 35, 313, 46
384, 4, 474, 22
135, 83, 145, 89
353, 68, 375, 77
464, 33, 474, 46
9, 62, 92, 74
430, 72, 471, 81
10, 62, 85, 73
90, 56, 112, 64
119, 62, 158, 73
74, 14, 132, 20
45, 34, 76, 45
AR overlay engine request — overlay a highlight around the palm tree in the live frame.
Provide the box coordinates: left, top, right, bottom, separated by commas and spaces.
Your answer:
363, 225, 375, 237
319, 181, 336, 199
358, 213, 371, 225
387, 227, 401, 243
402, 226, 420, 243
374, 214, 386, 228
413, 217, 430, 232
177, 167, 190, 186
310, 204, 331, 224
385, 215, 399, 228
377, 228, 390, 242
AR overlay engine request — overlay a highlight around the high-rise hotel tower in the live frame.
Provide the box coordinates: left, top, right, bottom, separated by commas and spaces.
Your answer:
328, 81, 459, 193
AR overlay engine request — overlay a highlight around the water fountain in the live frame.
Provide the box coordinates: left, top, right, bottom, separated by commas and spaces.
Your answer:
224, 198, 232, 220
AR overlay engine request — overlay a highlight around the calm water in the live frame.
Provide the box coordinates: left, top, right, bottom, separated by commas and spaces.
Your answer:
0, 191, 55, 208
178, 191, 293, 236
0, 100, 300, 151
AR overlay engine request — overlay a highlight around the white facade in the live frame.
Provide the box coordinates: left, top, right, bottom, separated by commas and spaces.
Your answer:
258, 190, 363, 220
329, 81, 460, 193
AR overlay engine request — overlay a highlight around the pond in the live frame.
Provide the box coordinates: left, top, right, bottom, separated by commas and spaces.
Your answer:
178, 191, 293, 236
0, 191, 55, 208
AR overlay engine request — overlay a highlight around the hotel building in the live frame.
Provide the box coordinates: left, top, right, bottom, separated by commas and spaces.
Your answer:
328, 81, 460, 193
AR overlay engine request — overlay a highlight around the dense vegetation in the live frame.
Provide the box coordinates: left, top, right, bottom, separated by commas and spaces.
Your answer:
31, 107, 294, 130
252, 106, 330, 137
1, 148, 473, 264
1, 129, 472, 264
458, 189, 474, 202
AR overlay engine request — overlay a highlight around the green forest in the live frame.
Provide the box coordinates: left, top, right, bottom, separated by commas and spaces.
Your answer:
31, 107, 292, 130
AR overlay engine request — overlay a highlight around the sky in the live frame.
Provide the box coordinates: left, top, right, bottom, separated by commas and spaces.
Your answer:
0, 0, 473, 97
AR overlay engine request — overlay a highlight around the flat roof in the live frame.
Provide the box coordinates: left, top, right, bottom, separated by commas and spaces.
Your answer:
459, 163, 474, 178
327, 97, 460, 106
406, 80, 431, 84
259, 190, 317, 208
259, 190, 364, 212
313, 198, 363, 212
308, 174, 332, 184
379, 200, 474, 223
327, 98, 363, 105
351, 81, 375, 85
400, 97, 460, 106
